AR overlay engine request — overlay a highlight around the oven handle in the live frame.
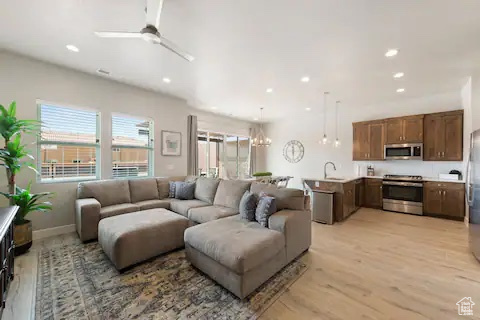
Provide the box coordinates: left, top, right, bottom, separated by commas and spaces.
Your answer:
382, 181, 423, 187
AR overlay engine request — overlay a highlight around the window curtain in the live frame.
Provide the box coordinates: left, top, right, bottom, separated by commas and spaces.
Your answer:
249, 127, 256, 176
187, 115, 198, 175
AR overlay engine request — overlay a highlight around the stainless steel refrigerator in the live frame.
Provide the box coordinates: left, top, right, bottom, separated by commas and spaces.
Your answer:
468, 130, 480, 261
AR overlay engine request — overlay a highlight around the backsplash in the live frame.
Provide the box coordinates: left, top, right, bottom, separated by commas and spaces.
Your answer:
354, 161, 466, 179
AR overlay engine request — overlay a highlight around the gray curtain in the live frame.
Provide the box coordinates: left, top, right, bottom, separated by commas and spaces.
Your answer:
187, 115, 198, 175
249, 127, 256, 176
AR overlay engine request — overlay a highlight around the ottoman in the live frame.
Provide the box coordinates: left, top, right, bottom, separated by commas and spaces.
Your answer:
98, 208, 189, 270
184, 216, 287, 299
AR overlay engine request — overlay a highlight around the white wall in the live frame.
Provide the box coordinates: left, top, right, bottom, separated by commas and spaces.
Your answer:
262, 91, 465, 189
0, 51, 253, 231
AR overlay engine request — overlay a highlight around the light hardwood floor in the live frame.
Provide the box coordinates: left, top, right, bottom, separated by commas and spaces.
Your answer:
5, 208, 480, 320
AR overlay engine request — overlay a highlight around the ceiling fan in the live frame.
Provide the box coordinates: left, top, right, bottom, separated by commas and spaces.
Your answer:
94, 0, 194, 62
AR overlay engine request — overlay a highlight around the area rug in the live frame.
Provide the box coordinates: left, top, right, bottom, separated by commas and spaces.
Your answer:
35, 238, 307, 320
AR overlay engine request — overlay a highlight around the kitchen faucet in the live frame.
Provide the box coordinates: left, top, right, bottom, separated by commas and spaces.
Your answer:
324, 162, 336, 179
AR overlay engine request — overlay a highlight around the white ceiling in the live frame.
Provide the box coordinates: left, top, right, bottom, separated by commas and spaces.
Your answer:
1, 0, 479, 121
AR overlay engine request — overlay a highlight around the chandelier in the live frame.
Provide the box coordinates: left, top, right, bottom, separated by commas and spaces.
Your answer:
252, 107, 271, 147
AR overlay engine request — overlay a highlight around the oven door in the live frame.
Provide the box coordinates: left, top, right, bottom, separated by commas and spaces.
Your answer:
382, 181, 423, 215
384, 144, 423, 160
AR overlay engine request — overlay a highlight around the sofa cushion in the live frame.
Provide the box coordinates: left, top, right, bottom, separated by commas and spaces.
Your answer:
99, 203, 140, 219
213, 180, 252, 210
250, 182, 305, 211
78, 180, 131, 207
255, 195, 277, 227
169, 199, 210, 217
128, 178, 159, 203
134, 199, 173, 210
194, 177, 220, 204
175, 181, 196, 200
184, 216, 285, 274
156, 177, 185, 199
188, 205, 239, 224
239, 191, 257, 221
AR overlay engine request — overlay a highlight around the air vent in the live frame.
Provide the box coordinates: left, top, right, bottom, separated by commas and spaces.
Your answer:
96, 69, 110, 76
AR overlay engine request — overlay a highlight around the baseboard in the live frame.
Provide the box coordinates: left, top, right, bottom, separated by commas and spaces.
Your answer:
33, 224, 76, 240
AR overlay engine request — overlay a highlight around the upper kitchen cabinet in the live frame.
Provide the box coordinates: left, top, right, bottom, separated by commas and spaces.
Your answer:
424, 110, 463, 161
353, 121, 385, 161
385, 115, 424, 144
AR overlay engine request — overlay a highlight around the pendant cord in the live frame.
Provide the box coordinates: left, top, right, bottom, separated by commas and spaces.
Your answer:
323, 92, 329, 137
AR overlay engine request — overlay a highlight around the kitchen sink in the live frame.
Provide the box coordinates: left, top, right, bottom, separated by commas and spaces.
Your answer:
325, 177, 345, 181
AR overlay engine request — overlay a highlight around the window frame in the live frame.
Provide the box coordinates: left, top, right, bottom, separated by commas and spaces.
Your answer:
111, 112, 154, 179
36, 100, 101, 184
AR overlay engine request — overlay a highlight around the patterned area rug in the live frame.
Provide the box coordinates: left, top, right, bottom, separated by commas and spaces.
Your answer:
35, 237, 307, 320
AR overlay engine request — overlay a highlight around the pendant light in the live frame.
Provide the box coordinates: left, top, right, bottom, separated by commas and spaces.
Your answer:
252, 107, 271, 147
320, 91, 329, 144
334, 100, 341, 148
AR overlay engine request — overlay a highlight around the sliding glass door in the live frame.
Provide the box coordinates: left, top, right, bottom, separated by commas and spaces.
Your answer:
197, 131, 250, 179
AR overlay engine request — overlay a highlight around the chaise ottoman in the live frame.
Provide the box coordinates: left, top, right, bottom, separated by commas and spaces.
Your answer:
98, 208, 189, 270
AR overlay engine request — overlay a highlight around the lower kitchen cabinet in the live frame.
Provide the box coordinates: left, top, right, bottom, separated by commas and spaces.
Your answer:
364, 178, 383, 209
423, 182, 465, 220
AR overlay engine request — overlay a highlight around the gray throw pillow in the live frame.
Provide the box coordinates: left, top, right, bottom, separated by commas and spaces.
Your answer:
175, 181, 196, 200
169, 181, 176, 198
255, 195, 277, 227
239, 191, 257, 221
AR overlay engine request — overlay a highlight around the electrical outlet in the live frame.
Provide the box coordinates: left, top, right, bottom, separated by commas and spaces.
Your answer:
315, 181, 320, 187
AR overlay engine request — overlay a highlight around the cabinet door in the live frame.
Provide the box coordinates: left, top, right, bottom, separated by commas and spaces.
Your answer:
386, 118, 404, 144
368, 122, 385, 160
442, 184, 465, 218
443, 114, 463, 161
423, 183, 443, 215
423, 114, 444, 160
365, 179, 383, 208
343, 182, 355, 218
352, 123, 363, 160
403, 116, 424, 143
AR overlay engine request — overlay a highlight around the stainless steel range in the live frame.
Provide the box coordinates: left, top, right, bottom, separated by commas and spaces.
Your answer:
382, 174, 423, 215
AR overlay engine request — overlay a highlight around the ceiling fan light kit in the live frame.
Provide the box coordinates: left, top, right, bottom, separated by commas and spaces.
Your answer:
94, 0, 194, 62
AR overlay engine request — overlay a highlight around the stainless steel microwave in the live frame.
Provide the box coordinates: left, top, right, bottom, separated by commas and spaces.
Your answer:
384, 143, 423, 160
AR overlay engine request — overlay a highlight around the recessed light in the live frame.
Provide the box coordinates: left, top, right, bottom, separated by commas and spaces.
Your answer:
305, 107, 311, 111
396, 88, 405, 93
301, 76, 310, 83
66, 44, 79, 52
162, 77, 171, 83
266, 88, 273, 93
385, 49, 398, 57
393, 72, 404, 78
253, 117, 259, 121
211, 107, 217, 110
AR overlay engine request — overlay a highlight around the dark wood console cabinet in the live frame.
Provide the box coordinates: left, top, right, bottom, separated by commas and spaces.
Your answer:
0, 206, 18, 319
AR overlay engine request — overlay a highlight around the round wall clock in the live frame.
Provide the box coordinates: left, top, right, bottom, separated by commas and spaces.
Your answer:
283, 140, 304, 163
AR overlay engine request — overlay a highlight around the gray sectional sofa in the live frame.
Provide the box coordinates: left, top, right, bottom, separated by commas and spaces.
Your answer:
75, 176, 311, 299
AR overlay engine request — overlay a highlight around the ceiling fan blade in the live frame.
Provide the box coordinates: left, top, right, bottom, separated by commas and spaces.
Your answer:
158, 36, 195, 62
155, 0, 165, 29
94, 31, 142, 38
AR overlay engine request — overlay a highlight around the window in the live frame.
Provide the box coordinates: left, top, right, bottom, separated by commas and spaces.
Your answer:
38, 102, 100, 182
112, 114, 153, 178
197, 131, 250, 179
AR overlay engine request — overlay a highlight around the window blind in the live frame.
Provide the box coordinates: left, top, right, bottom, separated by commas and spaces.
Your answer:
111, 114, 153, 179
38, 103, 100, 182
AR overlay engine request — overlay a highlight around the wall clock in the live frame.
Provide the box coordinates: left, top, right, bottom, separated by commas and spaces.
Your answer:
283, 140, 304, 163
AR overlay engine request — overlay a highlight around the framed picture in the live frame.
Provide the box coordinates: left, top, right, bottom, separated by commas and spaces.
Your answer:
161, 130, 182, 156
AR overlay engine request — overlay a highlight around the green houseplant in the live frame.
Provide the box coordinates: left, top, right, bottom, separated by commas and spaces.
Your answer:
0, 101, 52, 255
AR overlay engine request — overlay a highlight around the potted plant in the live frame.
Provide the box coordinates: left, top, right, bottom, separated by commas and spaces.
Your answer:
0, 101, 52, 255
0, 184, 52, 254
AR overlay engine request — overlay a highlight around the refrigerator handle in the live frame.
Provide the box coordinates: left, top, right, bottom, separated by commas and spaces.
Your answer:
466, 133, 474, 206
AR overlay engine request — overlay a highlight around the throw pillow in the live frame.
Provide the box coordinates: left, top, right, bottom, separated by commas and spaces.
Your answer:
255, 195, 277, 227
175, 181, 196, 200
169, 181, 177, 198
239, 191, 257, 221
